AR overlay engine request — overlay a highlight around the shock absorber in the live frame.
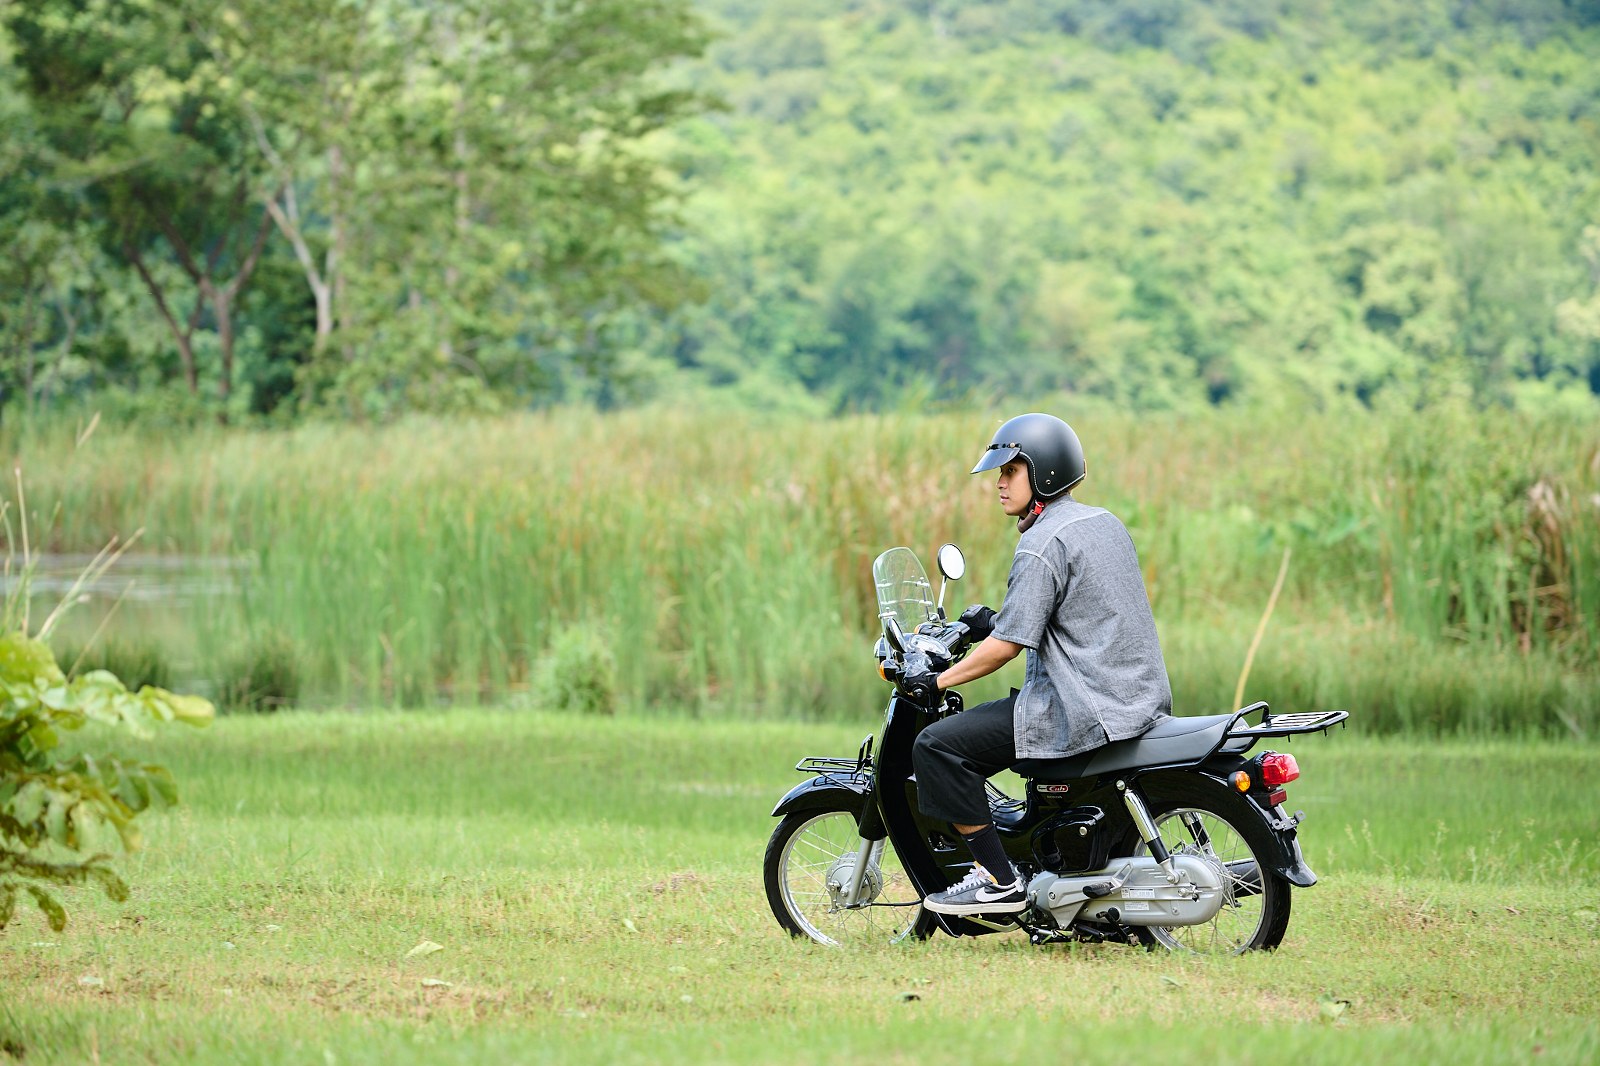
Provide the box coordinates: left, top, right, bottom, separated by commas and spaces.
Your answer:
1118, 780, 1179, 883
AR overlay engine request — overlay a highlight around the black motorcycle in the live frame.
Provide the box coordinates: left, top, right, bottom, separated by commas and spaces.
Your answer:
763, 544, 1347, 953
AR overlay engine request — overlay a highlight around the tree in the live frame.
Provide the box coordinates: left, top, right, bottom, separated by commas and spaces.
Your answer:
200, 0, 713, 414
5, 0, 277, 410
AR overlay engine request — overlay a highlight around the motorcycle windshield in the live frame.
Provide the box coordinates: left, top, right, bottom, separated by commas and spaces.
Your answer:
872, 547, 937, 637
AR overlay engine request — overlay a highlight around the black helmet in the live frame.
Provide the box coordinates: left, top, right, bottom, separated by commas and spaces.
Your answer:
970, 413, 1086, 500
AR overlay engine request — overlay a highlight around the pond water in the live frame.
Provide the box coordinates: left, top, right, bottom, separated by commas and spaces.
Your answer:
2, 553, 245, 601
1, 554, 246, 675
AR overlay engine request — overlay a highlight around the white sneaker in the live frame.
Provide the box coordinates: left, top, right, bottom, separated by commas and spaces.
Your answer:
923, 865, 1026, 915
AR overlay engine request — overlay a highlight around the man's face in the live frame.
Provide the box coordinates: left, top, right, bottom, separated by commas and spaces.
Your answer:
996, 460, 1032, 518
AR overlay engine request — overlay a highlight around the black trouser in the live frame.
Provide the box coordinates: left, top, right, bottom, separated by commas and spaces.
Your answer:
912, 693, 1017, 826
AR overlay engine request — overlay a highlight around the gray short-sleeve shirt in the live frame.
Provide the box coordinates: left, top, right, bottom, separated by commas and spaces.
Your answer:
990, 498, 1171, 759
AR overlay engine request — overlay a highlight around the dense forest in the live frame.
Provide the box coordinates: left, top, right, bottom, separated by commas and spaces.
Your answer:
3, 0, 1600, 419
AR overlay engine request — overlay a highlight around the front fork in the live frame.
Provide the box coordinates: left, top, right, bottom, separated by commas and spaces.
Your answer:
839, 794, 888, 908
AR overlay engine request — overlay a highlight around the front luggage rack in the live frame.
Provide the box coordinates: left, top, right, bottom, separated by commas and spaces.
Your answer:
795, 755, 861, 775
794, 734, 875, 777
1226, 702, 1349, 738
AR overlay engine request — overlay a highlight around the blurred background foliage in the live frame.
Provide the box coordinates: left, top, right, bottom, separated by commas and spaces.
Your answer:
2, 0, 1599, 420
651, 0, 1600, 415
8, 409, 1598, 732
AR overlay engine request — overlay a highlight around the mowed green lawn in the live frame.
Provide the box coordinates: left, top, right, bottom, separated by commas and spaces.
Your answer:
3, 710, 1598, 1064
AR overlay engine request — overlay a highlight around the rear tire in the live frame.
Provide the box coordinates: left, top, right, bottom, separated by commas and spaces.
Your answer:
1136, 785, 1292, 954
764, 804, 934, 946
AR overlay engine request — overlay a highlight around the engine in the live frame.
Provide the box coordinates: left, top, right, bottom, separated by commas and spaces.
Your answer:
1025, 853, 1227, 928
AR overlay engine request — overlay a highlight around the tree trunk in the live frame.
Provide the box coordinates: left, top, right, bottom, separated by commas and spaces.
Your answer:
210, 281, 234, 407
262, 183, 334, 356
127, 244, 200, 393
20, 286, 38, 415
329, 143, 354, 362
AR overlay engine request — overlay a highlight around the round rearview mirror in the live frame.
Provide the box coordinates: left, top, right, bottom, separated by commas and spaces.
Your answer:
936, 543, 966, 582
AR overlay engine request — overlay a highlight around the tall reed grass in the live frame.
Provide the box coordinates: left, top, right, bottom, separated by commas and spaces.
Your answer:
6, 408, 1597, 732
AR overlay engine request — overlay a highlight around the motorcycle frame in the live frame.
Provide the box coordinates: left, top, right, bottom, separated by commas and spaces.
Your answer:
772, 691, 1326, 940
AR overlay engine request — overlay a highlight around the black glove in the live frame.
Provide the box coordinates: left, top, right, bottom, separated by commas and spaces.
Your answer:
958, 603, 997, 642
898, 650, 943, 703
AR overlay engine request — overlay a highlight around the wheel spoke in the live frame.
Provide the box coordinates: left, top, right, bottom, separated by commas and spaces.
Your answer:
771, 810, 922, 946
1142, 804, 1281, 956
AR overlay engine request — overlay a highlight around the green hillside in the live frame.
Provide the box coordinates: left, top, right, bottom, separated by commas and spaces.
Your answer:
2, 0, 1599, 417
643, 0, 1600, 413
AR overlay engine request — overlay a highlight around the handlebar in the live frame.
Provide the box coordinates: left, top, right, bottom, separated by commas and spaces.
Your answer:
879, 620, 974, 703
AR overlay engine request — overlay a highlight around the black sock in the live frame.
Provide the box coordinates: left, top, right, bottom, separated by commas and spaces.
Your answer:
958, 825, 1016, 886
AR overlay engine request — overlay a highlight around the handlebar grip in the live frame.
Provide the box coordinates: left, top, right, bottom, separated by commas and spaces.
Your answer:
936, 622, 970, 656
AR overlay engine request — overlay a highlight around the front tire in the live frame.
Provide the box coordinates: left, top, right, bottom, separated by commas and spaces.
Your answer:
764, 805, 933, 946
1137, 787, 1293, 954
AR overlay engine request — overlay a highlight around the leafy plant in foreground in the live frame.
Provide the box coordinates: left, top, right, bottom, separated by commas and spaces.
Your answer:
0, 495, 214, 930
0, 634, 213, 928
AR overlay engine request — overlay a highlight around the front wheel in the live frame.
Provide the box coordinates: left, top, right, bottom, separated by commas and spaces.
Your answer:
764, 804, 933, 946
1137, 790, 1293, 954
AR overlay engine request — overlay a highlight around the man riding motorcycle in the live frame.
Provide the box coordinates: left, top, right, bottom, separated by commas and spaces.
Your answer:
907, 413, 1174, 916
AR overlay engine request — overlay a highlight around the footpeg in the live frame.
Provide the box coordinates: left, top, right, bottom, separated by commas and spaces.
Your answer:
1081, 881, 1115, 899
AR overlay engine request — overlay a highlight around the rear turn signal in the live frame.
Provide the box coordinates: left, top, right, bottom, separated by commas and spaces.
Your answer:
1260, 752, 1300, 786
1229, 771, 1251, 792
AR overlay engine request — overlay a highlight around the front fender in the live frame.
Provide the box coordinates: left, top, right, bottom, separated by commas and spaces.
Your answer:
770, 774, 871, 819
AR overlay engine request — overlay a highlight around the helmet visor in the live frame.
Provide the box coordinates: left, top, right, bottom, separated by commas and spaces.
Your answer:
971, 443, 1021, 475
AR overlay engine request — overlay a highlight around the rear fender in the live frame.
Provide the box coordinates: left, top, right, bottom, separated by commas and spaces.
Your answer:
770, 774, 871, 819
1135, 768, 1317, 888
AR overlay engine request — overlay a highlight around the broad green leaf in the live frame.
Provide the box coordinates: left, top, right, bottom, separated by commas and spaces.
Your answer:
40, 684, 80, 713
116, 764, 151, 814
25, 884, 67, 932
144, 765, 179, 805
163, 692, 216, 726
10, 779, 47, 826
0, 634, 65, 686
24, 722, 58, 757
70, 803, 100, 850
43, 793, 70, 846
113, 818, 144, 852
74, 679, 123, 727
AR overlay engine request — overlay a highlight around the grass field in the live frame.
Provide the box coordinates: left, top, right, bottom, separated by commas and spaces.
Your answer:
2, 710, 1598, 1064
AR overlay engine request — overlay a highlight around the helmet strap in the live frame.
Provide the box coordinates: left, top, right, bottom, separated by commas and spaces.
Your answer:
1016, 499, 1046, 533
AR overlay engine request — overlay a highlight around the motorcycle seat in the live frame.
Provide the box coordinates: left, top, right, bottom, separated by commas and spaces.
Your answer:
1012, 712, 1236, 782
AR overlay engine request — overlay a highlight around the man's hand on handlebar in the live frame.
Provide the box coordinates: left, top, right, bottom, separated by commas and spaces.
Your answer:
897, 650, 944, 703
957, 603, 997, 642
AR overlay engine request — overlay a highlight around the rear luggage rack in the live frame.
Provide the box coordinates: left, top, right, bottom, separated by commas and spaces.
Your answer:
1225, 702, 1349, 739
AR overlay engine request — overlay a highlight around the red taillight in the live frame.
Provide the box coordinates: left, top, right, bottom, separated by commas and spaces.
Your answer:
1259, 752, 1300, 786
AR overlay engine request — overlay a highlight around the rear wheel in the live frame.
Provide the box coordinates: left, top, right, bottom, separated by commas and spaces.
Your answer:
764, 804, 932, 946
1137, 792, 1292, 954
